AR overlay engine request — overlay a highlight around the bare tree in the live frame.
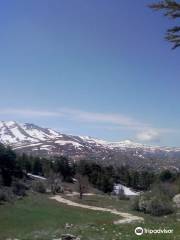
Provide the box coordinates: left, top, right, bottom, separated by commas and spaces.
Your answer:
48, 172, 63, 194
75, 174, 89, 199
149, 0, 180, 49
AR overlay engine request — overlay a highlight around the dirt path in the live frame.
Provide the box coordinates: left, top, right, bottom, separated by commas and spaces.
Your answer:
50, 195, 144, 224
65, 192, 95, 197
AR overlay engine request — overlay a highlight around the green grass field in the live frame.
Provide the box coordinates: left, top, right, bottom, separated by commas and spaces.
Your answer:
0, 193, 180, 240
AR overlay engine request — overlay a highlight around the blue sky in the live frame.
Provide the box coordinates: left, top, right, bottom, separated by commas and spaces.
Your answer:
0, 0, 179, 146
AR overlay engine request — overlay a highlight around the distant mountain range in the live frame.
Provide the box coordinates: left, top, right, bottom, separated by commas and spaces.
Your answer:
0, 121, 180, 171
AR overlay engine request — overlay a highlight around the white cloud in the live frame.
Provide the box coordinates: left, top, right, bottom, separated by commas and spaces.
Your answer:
136, 129, 160, 142
0, 107, 178, 143
0, 107, 148, 130
58, 108, 149, 130
0, 109, 61, 117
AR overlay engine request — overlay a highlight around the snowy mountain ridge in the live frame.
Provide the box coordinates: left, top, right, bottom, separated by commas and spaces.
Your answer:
0, 120, 178, 151
0, 121, 180, 170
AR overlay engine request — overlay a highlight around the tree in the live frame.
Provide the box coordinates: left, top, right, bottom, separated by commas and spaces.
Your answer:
0, 144, 16, 186
48, 172, 63, 194
117, 186, 128, 200
149, 0, 180, 49
160, 169, 175, 182
53, 157, 74, 182
75, 174, 89, 199
32, 158, 43, 175
16, 153, 32, 174
100, 175, 114, 193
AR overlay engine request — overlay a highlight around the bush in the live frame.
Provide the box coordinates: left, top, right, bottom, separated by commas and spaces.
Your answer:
131, 196, 139, 211
0, 189, 8, 202
132, 191, 174, 216
159, 170, 175, 182
51, 182, 64, 194
0, 188, 13, 202
48, 174, 64, 194
117, 187, 129, 200
12, 181, 28, 197
33, 181, 46, 193
155, 182, 178, 199
149, 196, 174, 216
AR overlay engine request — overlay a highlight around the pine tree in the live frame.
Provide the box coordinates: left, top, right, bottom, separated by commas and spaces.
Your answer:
32, 158, 43, 175
150, 1, 180, 49
0, 144, 16, 186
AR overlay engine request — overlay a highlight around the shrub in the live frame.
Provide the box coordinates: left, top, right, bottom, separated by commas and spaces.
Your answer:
117, 187, 129, 200
132, 189, 174, 216
159, 170, 175, 182
0, 188, 13, 202
149, 196, 174, 216
12, 181, 27, 197
48, 174, 64, 194
131, 196, 139, 210
33, 181, 46, 193
0, 189, 8, 202
156, 182, 178, 199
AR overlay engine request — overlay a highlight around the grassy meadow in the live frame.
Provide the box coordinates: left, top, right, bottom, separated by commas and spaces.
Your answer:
0, 193, 180, 240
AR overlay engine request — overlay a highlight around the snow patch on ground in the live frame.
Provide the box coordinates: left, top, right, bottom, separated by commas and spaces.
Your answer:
113, 184, 139, 196
27, 173, 47, 180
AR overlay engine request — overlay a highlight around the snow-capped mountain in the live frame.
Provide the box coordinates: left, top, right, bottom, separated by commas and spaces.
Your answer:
0, 121, 180, 170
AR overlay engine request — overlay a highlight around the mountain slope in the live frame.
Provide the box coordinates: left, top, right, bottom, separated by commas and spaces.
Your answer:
0, 121, 180, 170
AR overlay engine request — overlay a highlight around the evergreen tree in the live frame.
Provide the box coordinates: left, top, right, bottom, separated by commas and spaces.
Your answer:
53, 156, 74, 181
32, 158, 43, 175
0, 144, 16, 186
150, 0, 180, 49
160, 169, 175, 182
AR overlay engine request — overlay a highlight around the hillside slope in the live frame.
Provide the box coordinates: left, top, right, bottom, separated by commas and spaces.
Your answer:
0, 121, 180, 170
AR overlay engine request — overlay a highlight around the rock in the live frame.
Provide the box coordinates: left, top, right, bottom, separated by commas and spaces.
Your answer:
173, 194, 180, 208
65, 223, 73, 229
61, 234, 79, 240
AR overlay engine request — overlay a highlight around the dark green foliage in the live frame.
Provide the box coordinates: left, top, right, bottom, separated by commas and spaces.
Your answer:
32, 158, 43, 176
0, 188, 14, 203
77, 161, 156, 193
16, 153, 32, 173
132, 183, 175, 216
152, 181, 179, 198
0, 189, 9, 202
149, 196, 174, 216
131, 196, 139, 211
33, 181, 46, 194
159, 169, 176, 182
12, 181, 28, 197
0, 144, 17, 186
52, 156, 75, 182
115, 166, 131, 186
115, 167, 155, 191
150, 1, 180, 49
99, 175, 114, 193
77, 161, 114, 193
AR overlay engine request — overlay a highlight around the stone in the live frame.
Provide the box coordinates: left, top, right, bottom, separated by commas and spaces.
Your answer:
173, 194, 180, 208
61, 234, 79, 240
